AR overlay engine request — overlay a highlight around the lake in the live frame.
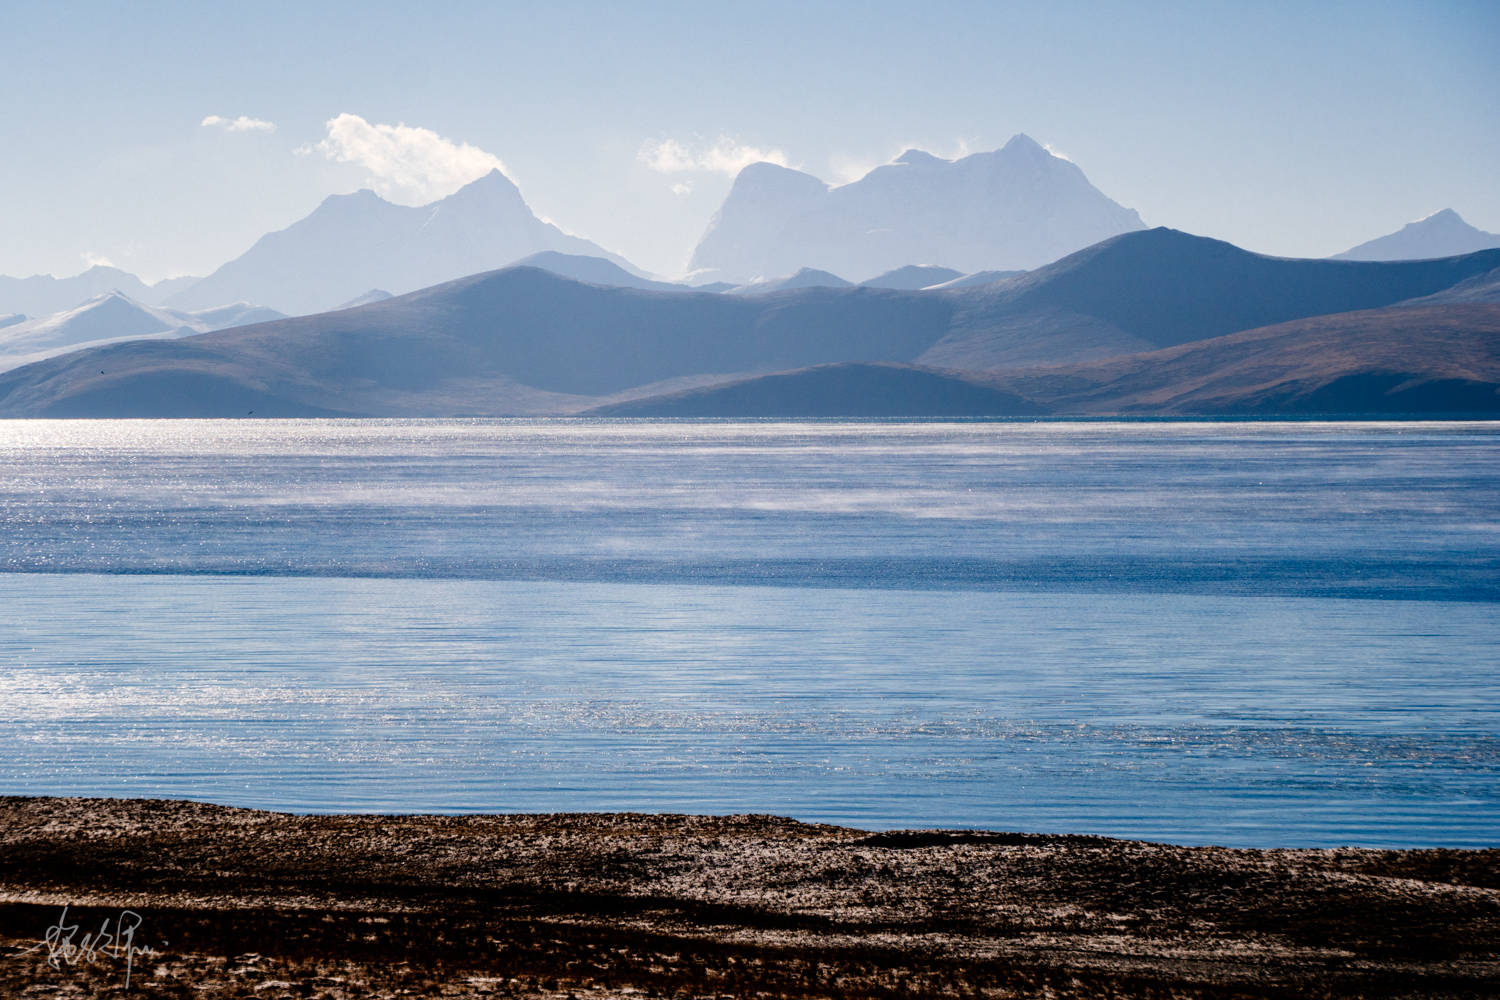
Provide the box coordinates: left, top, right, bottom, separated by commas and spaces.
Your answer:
0, 419, 1495, 847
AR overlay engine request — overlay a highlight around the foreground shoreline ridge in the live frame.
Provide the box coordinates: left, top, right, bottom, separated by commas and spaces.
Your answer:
1, 797, 1495, 998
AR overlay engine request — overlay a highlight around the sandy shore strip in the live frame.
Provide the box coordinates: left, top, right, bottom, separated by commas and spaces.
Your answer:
0, 797, 1495, 998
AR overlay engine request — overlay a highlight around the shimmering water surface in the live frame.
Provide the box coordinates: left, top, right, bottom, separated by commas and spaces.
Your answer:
0, 420, 1496, 846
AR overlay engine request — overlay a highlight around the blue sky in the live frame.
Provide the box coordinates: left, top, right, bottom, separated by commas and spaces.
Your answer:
4, 0, 1497, 281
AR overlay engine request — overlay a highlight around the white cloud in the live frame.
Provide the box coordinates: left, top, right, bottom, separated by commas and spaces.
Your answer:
1043, 143, 1073, 162
640, 138, 695, 173
201, 114, 276, 133
671, 182, 693, 196
308, 113, 509, 205
639, 136, 789, 176
80, 250, 116, 269
701, 138, 788, 175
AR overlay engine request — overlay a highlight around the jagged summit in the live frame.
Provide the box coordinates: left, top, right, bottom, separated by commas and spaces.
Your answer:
165, 170, 634, 315
464, 166, 515, 186
894, 149, 946, 166
690, 134, 1144, 282
1001, 133, 1045, 153
443, 168, 528, 206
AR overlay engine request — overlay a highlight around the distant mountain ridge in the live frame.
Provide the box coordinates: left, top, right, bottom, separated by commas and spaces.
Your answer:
1334, 209, 1500, 261
925, 228, 1500, 369
164, 170, 634, 315
591, 362, 1047, 418
0, 266, 195, 318
2, 230, 1497, 418
730, 268, 853, 295
689, 134, 1145, 283
0, 269, 953, 417
599, 304, 1500, 417
985, 303, 1500, 415
862, 265, 966, 290
506, 252, 701, 293
336, 289, 394, 309
0, 292, 284, 372
1397, 266, 1500, 306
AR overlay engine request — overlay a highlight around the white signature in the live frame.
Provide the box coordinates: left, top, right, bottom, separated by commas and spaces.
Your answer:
19, 904, 160, 990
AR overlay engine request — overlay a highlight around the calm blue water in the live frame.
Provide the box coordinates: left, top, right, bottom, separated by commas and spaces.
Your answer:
0, 419, 1496, 847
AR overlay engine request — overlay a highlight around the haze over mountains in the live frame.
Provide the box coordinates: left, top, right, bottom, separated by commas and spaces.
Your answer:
862, 265, 966, 290
920, 228, 1500, 369
2, 230, 1495, 418
3, 132, 1497, 419
984, 303, 1500, 415
1334, 209, 1500, 262
600, 304, 1500, 418
1398, 265, 1500, 306
731, 268, 854, 295
163, 170, 632, 316
11, 136, 1492, 328
688, 134, 1145, 283
3, 136, 1146, 321
505, 252, 711, 294
0, 292, 285, 372
0, 266, 197, 319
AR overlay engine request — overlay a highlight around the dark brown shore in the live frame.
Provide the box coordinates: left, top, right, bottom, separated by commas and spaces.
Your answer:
1, 798, 1495, 999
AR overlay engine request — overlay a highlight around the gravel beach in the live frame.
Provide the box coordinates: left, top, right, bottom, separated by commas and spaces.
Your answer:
1, 797, 1495, 998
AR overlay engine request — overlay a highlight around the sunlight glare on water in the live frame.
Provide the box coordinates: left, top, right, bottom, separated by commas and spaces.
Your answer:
0, 419, 1496, 847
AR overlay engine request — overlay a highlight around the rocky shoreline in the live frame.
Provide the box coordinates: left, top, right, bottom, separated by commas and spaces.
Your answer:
0, 797, 1495, 998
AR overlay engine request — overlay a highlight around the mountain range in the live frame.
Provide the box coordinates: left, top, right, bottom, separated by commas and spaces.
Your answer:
986, 303, 1500, 415
5, 139, 1498, 420
2, 229, 1495, 418
10, 142, 1494, 330
922, 227, 1500, 369
2, 141, 1106, 318
688, 135, 1146, 283
599, 304, 1500, 417
4, 138, 1140, 318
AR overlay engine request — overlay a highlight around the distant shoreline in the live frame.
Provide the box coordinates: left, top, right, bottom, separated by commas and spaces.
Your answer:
2, 796, 1495, 998
4, 413, 1500, 421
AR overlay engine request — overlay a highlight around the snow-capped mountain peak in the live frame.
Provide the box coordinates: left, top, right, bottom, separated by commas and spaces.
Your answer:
163, 172, 634, 315
1334, 208, 1500, 261
689, 134, 1144, 283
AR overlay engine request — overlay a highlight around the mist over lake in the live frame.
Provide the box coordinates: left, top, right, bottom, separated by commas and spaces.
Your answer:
1, 418, 1495, 847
